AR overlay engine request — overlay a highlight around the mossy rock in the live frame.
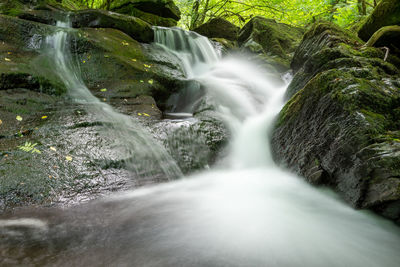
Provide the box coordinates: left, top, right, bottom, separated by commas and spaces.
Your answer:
112, 5, 177, 27
71, 9, 154, 43
238, 16, 304, 72
110, 0, 181, 21
272, 21, 400, 223
194, 18, 239, 41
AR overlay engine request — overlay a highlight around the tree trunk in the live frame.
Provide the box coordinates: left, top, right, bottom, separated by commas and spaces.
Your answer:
364, 25, 400, 47
190, 0, 201, 30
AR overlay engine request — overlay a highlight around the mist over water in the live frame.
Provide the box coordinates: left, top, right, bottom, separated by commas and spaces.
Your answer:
1, 24, 400, 267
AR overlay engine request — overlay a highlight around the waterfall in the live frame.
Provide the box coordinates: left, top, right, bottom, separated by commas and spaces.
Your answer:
45, 19, 183, 179
1, 26, 400, 267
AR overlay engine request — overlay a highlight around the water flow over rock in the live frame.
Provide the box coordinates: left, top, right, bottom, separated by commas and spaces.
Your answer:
46, 19, 182, 180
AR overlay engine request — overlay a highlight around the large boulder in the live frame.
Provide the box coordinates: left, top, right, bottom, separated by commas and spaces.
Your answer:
238, 16, 303, 72
271, 22, 400, 223
193, 18, 239, 41
0, 14, 184, 210
111, 0, 180, 26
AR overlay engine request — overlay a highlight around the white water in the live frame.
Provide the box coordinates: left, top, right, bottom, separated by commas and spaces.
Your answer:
45, 20, 182, 179
1, 25, 400, 267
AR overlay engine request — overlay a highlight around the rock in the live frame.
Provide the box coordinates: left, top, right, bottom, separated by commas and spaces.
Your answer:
358, 0, 400, 41
71, 9, 154, 43
193, 18, 239, 41
238, 16, 303, 72
271, 21, 400, 222
0, 14, 189, 210
110, 3, 177, 27
17, 9, 154, 43
111, 0, 181, 21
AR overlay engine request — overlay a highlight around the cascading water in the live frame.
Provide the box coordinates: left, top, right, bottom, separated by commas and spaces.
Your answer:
1, 26, 400, 266
45, 20, 182, 180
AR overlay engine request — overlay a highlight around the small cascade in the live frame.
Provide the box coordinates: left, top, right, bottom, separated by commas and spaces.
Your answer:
154, 26, 219, 78
45, 19, 182, 180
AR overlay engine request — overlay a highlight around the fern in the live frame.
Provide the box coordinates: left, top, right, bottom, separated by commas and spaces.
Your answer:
18, 142, 42, 154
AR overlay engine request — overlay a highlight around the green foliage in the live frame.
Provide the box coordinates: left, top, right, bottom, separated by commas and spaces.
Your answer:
18, 142, 42, 154
175, 0, 377, 29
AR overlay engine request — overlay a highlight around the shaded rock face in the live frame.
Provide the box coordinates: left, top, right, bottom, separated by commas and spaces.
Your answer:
111, 0, 181, 26
271, 22, 400, 223
357, 0, 400, 59
238, 16, 303, 72
358, 0, 400, 41
193, 18, 239, 41
0, 10, 228, 210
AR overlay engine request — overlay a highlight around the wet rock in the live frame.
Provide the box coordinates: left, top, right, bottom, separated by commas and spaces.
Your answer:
0, 14, 188, 211
271, 21, 400, 222
194, 18, 239, 41
238, 16, 303, 72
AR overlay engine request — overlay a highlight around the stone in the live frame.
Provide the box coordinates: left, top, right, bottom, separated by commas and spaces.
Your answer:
111, 0, 181, 21
193, 18, 239, 41
238, 16, 303, 72
271, 21, 400, 222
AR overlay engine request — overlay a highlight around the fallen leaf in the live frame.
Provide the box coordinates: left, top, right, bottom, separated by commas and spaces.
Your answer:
122, 41, 129, 46
7, 52, 12, 55
140, 80, 144, 83
148, 79, 154, 84
138, 113, 142, 116
103, 98, 107, 101
104, 55, 109, 58
143, 113, 150, 117
16, 115, 22, 121
100, 88, 107, 92
131, 59, 137, 62
82, 60, 86, 63
49, 175, 52, 179
0, 119, 2, 125
4, 58, 11, 62
144, 64, 151, 68
41, 115, 48, 119
65, 156, 72, 161
50, 146, 57, 152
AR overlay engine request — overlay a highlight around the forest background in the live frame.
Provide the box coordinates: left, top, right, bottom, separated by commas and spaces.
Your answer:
52, 0, 379, 30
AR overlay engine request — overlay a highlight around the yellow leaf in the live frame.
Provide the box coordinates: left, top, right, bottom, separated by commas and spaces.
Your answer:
7, 52, 12, 55
104, 55, 109, 58
4, 58, 11, 62
143, 113, 150, 117
140, 80, 144, 83
137, 113, 142, 116
144, 64, 151, 68
131, 58, 137, 62
148, 79, 154, 84
100, 88, 107, 92
50, 146, 57, 152
41, 115, 48, 119
122, 41, 129, 46
16, 115, 22, 121
103, 98, 107, 101
0, 119, 2, 125
65, 156, 72, 161
82, 60, 86, 63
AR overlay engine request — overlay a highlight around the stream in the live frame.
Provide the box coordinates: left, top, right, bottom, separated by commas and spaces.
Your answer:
0, 21, 400, 267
